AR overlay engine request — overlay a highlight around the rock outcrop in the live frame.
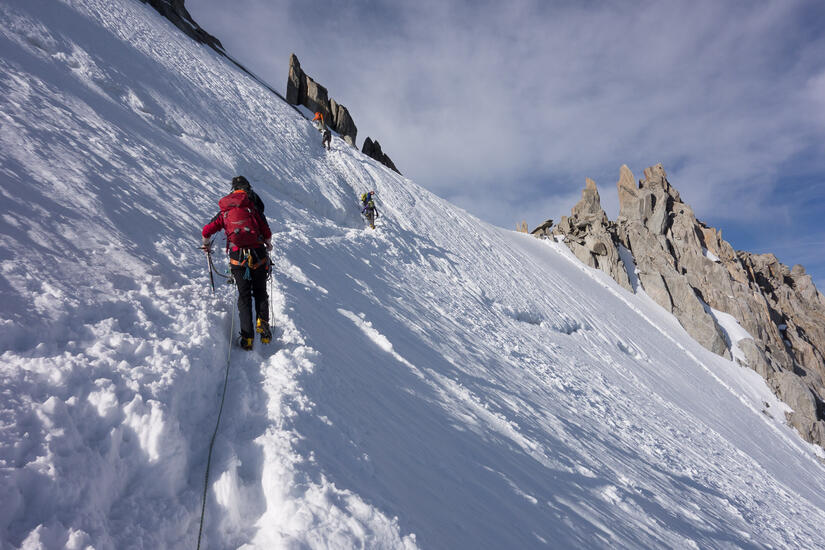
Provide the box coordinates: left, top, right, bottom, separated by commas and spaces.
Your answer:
551, 179, 632, 292
330, 99, 358, 147
286, 55, 399, 169
545, 163, 825, 448
530, 219, 554, 237
286, 54, 359, 147
144, 8, 396, 166
140, 0, 223, 52
362, 137, 400, 174
615, 164, 729, 357
141, 0, 299, 110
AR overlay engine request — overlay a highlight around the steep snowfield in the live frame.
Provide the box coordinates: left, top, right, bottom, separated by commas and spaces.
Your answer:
2, 1, 825, 548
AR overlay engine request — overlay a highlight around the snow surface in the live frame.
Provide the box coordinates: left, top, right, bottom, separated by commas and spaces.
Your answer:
709, 307, 754, 365
617, 244, 640, 293
2, 1, 825, 548
703, 248, 721, 263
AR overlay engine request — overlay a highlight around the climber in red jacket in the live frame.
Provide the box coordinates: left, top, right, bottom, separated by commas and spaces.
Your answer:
201, 176, 272, 350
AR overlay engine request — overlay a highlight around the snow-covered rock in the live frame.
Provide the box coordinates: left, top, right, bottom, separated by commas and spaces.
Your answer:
549, 161, 825, 449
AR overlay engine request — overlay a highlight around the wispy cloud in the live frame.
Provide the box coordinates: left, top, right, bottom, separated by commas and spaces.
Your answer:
189, 0, 825, 277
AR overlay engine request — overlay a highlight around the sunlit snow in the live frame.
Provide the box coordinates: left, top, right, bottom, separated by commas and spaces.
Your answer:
2, 1, 825, 548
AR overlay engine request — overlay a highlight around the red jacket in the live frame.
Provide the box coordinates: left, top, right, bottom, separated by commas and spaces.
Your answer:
202, 190, 271, 250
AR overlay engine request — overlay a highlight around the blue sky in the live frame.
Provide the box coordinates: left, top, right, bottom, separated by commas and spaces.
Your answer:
188, 0, 825, 289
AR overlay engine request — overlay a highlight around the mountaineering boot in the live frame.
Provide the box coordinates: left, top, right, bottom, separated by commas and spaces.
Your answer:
239, 334, 254, 351
257, 317, 272, 344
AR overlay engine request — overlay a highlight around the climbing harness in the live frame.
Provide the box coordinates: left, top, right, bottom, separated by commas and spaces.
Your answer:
196, 293, 236, 550
229, 248, 268, 280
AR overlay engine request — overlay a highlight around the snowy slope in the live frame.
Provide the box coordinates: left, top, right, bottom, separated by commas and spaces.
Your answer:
2, 1, 825, 548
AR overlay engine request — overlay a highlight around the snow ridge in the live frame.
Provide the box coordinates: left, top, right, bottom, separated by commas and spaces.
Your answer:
2, 0, 825, 549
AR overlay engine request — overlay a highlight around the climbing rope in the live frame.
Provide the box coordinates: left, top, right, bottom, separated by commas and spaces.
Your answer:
207, 249, 232, 280
196, 293, 236, 550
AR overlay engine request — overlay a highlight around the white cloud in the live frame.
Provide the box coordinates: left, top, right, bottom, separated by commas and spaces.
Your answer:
188, 0, 825, 278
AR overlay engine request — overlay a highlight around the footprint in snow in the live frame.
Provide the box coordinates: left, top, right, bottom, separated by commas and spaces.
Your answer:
616, 339, 644, 360
548, 317, 588, 335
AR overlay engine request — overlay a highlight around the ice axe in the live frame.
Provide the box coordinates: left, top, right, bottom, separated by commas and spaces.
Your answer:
201, 240, 215, 293
206, 251, 215, 293
201, 240, 233, 291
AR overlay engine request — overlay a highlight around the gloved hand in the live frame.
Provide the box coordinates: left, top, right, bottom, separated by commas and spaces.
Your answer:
265, 240, 273, 251
201, 236, 212, 253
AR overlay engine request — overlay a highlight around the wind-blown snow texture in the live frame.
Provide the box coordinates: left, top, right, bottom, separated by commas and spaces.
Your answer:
2, 1, 825, 548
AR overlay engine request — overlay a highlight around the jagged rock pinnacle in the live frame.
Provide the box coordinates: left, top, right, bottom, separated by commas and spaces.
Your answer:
541, 163, 825, 449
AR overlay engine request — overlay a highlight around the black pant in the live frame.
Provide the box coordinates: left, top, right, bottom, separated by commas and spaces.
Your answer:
230, 248, 269, 338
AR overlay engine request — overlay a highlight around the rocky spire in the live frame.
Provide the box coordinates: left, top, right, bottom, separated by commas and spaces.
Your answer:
551, 178, 631, 292
544, 164, 825, 448
362, 137, 400, 174
139, 0, 223, 52
616, 164, 639, 220
615, 164, 729, 356
286, 54, 358, 146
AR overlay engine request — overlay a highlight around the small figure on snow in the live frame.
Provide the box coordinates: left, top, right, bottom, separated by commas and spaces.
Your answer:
360, 190, 379, 230
312, 111, 325, 132
322, 129, 331, 150
201, 176, 273, 350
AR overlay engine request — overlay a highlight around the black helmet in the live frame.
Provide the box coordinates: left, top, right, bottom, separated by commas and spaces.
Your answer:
231, 175, 250, 191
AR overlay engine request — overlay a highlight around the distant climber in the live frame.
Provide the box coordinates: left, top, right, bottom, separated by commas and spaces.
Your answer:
322, 129, 331, 150
312, 111, 325, 132
201, 176, 272, 350
360, 191, 379, 230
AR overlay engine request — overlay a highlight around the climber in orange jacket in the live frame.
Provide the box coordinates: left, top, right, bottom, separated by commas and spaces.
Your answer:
312, 111, 325, 132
